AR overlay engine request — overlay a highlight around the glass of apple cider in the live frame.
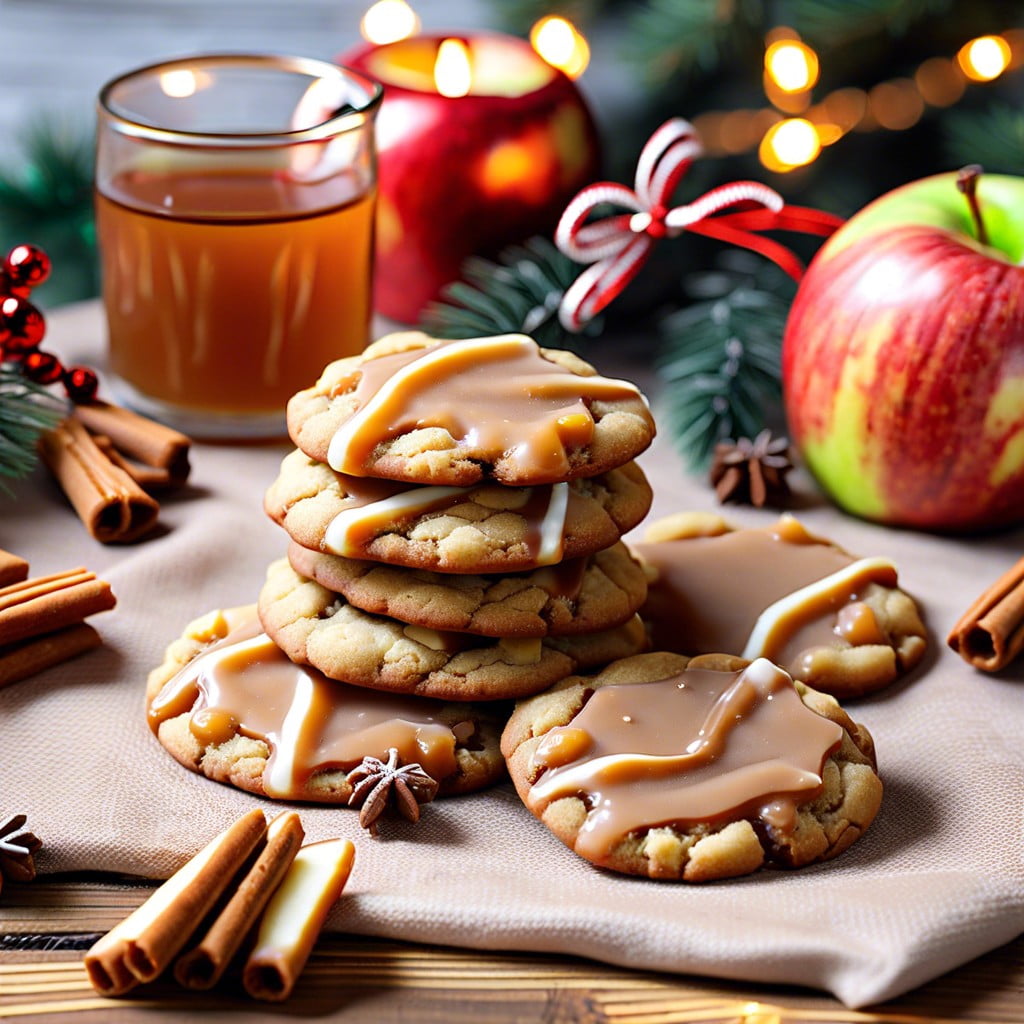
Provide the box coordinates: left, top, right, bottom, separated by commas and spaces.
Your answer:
95, 55, 382, 438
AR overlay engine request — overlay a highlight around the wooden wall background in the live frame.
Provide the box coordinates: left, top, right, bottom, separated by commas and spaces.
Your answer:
0, 0, 493, 158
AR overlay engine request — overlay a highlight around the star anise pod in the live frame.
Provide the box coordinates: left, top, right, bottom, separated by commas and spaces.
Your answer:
710, 429, 794, 507
0, 814, 42, 888
346, 748, 439, 836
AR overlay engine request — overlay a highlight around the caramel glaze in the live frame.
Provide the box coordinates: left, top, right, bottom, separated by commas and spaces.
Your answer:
148, 611, 471, 800
327, 335, 650, 482
634, 518, 898, 676
528, 659, 843, 859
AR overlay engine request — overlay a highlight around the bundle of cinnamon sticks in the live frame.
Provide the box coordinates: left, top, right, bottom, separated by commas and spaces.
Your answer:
0, 549, 115, 689
38, 401, 191, 544
85, 809, 356, 1003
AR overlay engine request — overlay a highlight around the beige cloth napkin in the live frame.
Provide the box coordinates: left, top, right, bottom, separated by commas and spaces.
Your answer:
1, 302, 1022, 1009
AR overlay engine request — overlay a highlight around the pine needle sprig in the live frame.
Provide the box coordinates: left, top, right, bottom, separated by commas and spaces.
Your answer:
656, 257, 793, 471
622, 0, 763, 86
944, 104, 1024, 175
774, 0, 954, 42
0, 365, 65, 486
0, 117, 94, 236
420, 236, 597, 351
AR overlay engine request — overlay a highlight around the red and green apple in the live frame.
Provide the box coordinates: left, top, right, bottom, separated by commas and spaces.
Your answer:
782, 170, 1024, 531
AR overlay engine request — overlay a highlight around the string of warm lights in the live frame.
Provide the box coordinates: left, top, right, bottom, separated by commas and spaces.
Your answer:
359, 0, 591, 78
699, 25, 1024, 172
358, 3, 1018, 174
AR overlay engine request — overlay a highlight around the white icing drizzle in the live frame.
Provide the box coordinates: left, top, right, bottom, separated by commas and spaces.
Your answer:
264, 666, 316, 799
741, 556, 897, 660
537, 481, 569, 565
323, 484, 471, 556
322, 480, 570, 563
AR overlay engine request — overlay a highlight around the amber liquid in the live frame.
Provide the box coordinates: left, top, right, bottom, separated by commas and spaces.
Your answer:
97, 169, 375, 430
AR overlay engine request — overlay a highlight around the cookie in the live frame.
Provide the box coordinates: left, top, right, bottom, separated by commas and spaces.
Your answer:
146, 605, 507, 803
632, 512, 927, 699
286, 539, 648, 639
502, 651, 882, 881
265, 448, 652, 573
286, 331, 655, 487
257, 559, 648, 701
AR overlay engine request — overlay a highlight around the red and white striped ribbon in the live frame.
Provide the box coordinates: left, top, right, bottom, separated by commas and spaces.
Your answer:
555, 118, 832, 332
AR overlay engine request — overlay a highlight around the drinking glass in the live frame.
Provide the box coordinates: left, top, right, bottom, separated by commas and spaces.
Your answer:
95, 54, 382, 438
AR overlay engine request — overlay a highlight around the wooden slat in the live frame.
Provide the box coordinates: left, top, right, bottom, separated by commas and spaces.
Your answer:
1, 878, 1022, 1024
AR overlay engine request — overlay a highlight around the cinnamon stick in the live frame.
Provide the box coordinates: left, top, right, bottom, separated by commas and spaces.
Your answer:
175, 811, 305, 990
947, 555, 1024, 671
84, 809, 268, 996
92, 435, 179, 492
0, 623, 101, 690
242, 838, 356, 1002
0, 568, 116, 647
38, 418, 160, 543
0, 549, 29, 588
73, 400, 191, 483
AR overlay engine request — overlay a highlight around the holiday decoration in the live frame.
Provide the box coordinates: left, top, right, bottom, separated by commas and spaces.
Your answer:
553, 118, 839, 331
0, 244, 98, 403
342, 32, 600, 323
782, 168, 1024, 532
0, 243, 103, 485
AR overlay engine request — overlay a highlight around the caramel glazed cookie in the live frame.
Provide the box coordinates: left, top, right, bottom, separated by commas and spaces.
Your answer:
632, 512, 927, 699
147, 605, 507, 803
265, 448, 652, 575
258, 558, 648, 702
286, 331, 656, 487
502, 652, 883, 882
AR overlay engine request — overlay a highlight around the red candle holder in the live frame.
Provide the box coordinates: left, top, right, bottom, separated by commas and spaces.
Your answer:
341, 33, 600, 324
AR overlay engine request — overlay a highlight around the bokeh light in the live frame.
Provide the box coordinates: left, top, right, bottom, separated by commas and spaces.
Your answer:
530, 16, 591, 79
759, 118, 821, 172
958, 35, 1012, 81
360, 0, 420, 45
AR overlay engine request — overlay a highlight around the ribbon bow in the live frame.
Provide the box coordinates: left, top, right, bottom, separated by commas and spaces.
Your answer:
555, 118, 843, 331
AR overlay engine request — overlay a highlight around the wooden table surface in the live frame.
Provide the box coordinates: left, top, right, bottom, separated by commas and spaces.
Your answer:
1, 876, 1021, 1023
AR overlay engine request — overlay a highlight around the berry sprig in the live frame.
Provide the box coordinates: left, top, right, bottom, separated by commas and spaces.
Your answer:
0, 244, 98, 403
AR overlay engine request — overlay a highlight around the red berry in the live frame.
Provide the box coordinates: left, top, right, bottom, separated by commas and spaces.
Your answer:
63, 365, 99, 403
0, 295, 45, 350
4, 244, 51, 290
22, 350, 64, 385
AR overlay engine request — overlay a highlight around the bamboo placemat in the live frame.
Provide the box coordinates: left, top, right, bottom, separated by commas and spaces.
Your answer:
2, 878, 1022, 1023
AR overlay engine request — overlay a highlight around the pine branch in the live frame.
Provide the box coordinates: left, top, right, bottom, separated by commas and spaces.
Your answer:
656, 255, 794, 470
621, 0, 763, 86
0, 365, 65, 487
0, 117, 94, 232
943, 104, 1024, 175
774, 0, 955, 42
420, 236, 596, 351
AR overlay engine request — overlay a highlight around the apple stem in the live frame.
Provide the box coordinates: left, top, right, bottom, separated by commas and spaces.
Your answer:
956, 164, 989, 247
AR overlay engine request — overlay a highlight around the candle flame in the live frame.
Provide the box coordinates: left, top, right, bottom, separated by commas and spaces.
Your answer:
434, 38, 472, 98
360, 0, 420, 45
530, 16, 590, 79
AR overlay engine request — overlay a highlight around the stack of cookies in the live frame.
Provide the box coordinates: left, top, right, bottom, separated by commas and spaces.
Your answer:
260, 331, 657, 703
145, 331, 656, 815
